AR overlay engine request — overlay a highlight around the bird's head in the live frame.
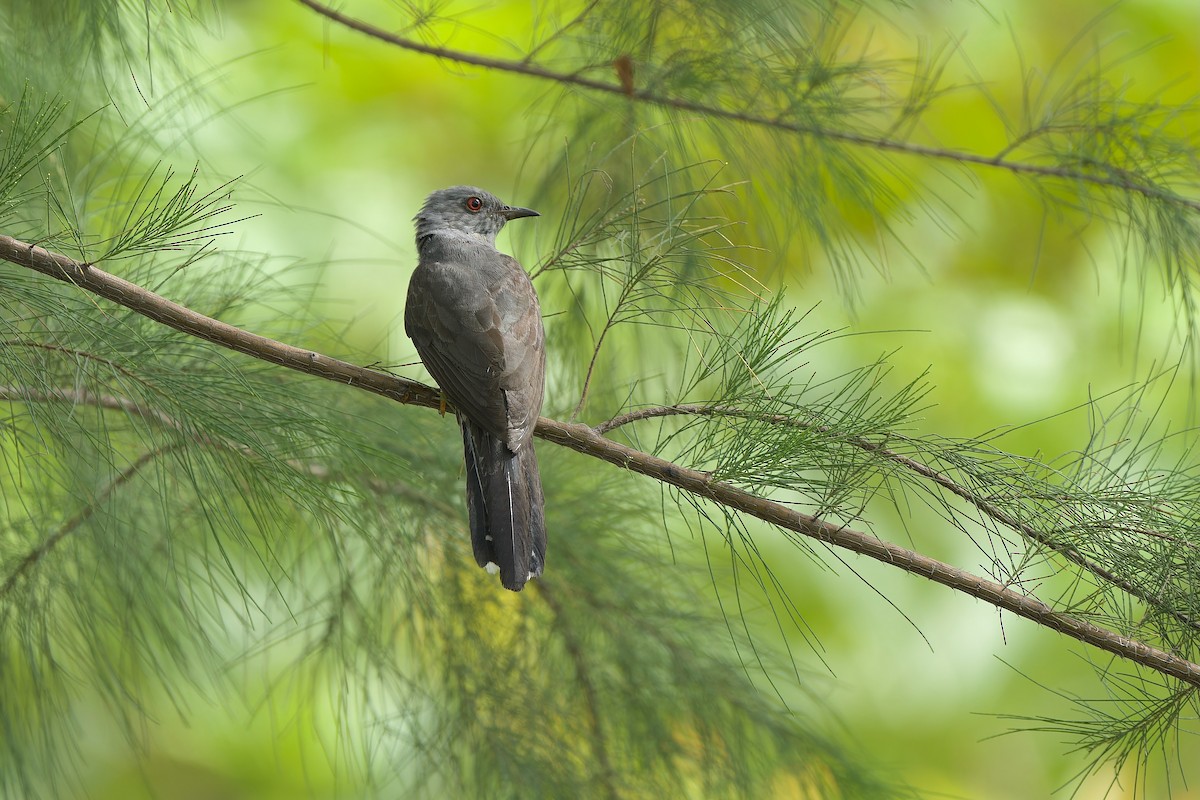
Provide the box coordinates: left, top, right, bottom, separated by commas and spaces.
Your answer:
414, 185, 539, 245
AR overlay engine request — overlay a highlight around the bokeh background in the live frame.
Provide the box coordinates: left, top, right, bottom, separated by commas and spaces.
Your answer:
4, 0, 1200, 797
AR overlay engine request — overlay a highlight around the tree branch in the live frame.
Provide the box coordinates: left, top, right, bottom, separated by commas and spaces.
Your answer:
0, 445, 176, 598
0, 385, 181, 428
1, 339, 148, 383
3, 233, 1200, 687
0, 384, 453, 512
596, 403, 1200, 636
294, 0, 1200, 215
0, 235, 436, 408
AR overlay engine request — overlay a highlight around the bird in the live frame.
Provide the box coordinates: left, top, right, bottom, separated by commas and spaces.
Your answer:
404, 186, 546, 591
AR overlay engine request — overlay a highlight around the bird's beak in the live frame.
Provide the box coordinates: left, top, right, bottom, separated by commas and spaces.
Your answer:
500, 205, 540, 220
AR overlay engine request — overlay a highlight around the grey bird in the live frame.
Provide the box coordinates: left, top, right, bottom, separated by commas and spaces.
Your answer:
405, 186, 546, 591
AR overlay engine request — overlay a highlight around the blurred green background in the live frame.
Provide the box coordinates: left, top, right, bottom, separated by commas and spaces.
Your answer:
5, 0, 1200, 797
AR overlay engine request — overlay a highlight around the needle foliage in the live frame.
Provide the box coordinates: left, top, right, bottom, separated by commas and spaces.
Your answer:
3, 1, 1200, 799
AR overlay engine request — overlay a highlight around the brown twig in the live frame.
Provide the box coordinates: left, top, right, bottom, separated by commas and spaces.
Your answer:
295, 0, 1200, 215
3, 233, 1200, 686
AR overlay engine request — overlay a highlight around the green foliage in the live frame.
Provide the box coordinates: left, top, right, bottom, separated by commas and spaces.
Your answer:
3, 1, 1200, 799
95, 165, 241, 260
0, 92, 901, 798
0, 91, 72, 226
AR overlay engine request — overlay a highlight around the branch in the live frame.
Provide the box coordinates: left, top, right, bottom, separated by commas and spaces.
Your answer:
295, 0, 1200, 215
596, 403, 1200, 636
0, 384, 454, 513
570, 312, 615, 422
1, 339, 148, 383
0, 385, 182, 428
3, 234, 1200, 687
0, 445, 176, 598
0, 235, 436, 409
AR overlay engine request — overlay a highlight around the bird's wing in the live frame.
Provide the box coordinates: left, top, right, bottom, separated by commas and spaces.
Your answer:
405, 250, 544, 451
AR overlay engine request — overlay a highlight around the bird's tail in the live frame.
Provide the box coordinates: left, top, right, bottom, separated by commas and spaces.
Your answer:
460, 419, 546, 591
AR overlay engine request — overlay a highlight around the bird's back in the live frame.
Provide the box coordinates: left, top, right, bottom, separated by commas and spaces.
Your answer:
406, 230, 545, 451
404, 186, 547, 591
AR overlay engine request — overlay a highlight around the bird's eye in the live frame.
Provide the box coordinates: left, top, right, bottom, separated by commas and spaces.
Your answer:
465, 196, 483, 212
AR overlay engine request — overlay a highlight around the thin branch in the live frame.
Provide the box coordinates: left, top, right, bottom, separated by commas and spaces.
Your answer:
3, 234, 1200, 687
0, 384, 448, 511
0, 339, 147, 383
571, 317, 613, 422
0, 445, 176, 598
0, 385, 180, 428
521, 0, 602, 65
596, 403, 1200, 636
295, 0, 1200, 215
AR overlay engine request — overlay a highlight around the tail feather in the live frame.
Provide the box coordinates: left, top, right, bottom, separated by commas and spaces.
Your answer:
461, 419, 546, 591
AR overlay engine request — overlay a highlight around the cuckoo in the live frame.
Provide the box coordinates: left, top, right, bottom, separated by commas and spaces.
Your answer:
405, 186, 546, 591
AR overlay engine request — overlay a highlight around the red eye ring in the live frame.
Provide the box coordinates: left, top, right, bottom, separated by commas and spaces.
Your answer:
465, 196, 483, 212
